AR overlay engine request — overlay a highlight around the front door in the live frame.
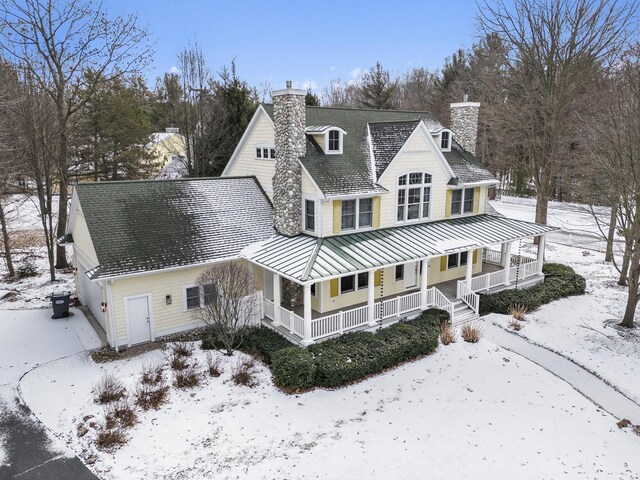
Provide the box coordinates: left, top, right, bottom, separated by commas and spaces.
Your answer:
404, 262, 418, 289
126, 295, 151, 345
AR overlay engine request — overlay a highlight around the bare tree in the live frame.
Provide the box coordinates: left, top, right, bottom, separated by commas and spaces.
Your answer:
588, 46, 640, 328
194, 262, 259, 356
394, 67, 439, 111
478, 0, 638, 240
0, 0, 152, 269
321, 79, 358, 107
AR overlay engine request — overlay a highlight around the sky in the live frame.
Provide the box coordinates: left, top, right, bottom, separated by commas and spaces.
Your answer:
106, 0, 480, 93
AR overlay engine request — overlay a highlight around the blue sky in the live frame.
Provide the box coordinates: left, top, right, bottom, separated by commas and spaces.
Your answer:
108, 0, 480, 92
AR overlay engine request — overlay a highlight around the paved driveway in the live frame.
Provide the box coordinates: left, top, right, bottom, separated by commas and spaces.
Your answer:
0, 308, 103, 479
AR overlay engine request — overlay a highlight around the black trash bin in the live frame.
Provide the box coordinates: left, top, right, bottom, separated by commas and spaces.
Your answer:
51, 291, 71, 319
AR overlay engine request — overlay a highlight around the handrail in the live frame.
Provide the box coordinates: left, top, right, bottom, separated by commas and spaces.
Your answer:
456, 280, 479, 315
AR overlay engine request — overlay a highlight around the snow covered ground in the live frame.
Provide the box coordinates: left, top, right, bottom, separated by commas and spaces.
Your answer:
21, 340, 640, 480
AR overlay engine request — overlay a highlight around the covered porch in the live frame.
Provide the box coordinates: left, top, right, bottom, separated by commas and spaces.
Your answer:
248, 214, 555, 345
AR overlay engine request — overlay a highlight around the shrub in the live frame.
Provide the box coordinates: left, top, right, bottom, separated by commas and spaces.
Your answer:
440, 323, 457, 345
94, 374, 126, 404
171, 342, 194, 358
16, 261, 37, 278
135, 383, 169, 410
271, 347, 316, 392
461, 323, 483, 343
174, 362, 202, 389
509, 320, 523, 331
231, 357, 258, 387
205, 353, 222, 377
140, 362, 164, 385
479, 263, 585, 315
169, 353, 189, 371
542, 263, 575, 277
508, 304, 527, 321
96, 427, 127, 451
104, 399, 137, 429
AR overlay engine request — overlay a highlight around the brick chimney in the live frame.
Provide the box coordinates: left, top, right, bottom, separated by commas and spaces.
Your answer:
450, 96, 480, 155
272, 81, 306, 237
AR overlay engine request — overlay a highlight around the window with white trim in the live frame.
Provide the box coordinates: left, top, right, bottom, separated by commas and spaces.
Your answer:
440, 130, 451, 150
395, 264, 404, 281
342, 197, 373, 230
328, 129, 341, 152
304, 200, 315, 232
255, 145, 276, 160
397, 173, 432, 222
185, 286, 200, 310
339, 272, 370, 294
447, 252, 468, 269
451, 187, 475, 215
185, 284, 218, 310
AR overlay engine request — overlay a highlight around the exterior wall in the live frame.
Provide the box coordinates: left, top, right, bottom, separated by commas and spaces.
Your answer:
72, 204, 99, 265
427, 250, 482, 286
225, 112, 277, 198
148, 134, 187, 170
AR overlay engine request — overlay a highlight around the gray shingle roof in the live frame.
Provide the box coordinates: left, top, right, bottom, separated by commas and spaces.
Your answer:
75, 177, 274, 279
444, 142, 498, 184
262, 105, 496, 196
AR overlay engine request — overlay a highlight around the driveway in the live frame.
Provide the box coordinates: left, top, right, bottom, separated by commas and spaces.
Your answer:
0, 308, 104, 479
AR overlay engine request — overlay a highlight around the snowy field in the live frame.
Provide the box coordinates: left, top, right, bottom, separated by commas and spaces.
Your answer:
21, 341, 640, 480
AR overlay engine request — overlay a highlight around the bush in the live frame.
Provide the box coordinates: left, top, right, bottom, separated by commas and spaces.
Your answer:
508, 304, 527, 321
271, 347, 316, 392
169, 353, 189, 371
231, 357, 258, 387
205, 353, 222, 377
174, 362, 202, 389
170, 342, 194, 357
104, 399, 137, 429
94, 374, 126, 404
239, 327, 294, 365
16, 261, 37, 278
509, 320, 523, 331
140, 362, 164, 385
479, 263, 585, 315
440, 323, 456, 345
135, 383, 169, 411
96, 427, 127, 451
461, 323, 483, 343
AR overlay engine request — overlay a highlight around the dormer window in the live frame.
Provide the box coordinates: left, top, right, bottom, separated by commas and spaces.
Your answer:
328, 130, 340, 151
440, 130, 451, 151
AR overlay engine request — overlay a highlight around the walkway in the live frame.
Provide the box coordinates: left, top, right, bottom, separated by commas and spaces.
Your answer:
0, 308, 104, 479
483, 321, 640, 423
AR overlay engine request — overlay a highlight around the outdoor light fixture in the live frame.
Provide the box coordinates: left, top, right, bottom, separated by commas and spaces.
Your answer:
166, 295, 172, 305
101, 302, 107, 312
72, 267, 78, 275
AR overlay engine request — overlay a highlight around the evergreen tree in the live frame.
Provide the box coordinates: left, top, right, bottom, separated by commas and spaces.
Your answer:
357, 62, 397, 109
305, 89, 320, 106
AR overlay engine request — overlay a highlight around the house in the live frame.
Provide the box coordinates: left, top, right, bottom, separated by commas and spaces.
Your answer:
147, 127, 187, 175
64, 82, 555, 349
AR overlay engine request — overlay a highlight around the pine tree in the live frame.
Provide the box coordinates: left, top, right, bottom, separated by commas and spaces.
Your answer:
357, 62, 397, 109
305, 89, 320, 106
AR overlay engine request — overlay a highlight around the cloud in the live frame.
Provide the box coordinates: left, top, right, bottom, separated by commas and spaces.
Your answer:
169, 66, 179, 74
293, 79, 318, 91
348, 67, 363, 85
329, 66, 336, 72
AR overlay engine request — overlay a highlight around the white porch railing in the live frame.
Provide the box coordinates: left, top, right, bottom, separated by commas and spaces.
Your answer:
263, 289, 453, 342
483, 248, 537, 267
464, 258, 542, 294
456, 280, 479, 314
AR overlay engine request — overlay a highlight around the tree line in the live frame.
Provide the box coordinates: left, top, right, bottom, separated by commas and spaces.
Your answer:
1, 0, 639, 327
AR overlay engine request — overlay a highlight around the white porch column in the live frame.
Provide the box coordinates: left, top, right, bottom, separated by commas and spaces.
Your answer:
272, 272, 281, 326
503, 241, 513, 286
367, 270, 376, 326
302, 284, 313, 345
420, 258, 429, 308
465, 249, 474, 285
500, 242, 508, 267
537, 235, 546, 274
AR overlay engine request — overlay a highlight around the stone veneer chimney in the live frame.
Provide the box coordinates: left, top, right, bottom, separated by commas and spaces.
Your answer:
272, 81, 307, 237
450, 97, 480, 155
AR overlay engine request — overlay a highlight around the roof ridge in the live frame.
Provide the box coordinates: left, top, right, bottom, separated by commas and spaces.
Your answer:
74, 176, 258, 186
261, 102, 438, 116
368, 119, 422, 126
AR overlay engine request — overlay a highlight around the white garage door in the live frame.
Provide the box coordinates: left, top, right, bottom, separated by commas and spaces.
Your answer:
78, 262, 106, 330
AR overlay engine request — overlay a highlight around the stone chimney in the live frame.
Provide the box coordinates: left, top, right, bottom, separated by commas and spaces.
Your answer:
272, 81, 307, 236
165, 127, 180, 134
450, 97, 480, 155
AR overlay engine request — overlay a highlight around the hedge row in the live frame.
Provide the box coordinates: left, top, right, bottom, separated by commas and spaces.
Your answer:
270, 308, 443, 391
201, 326, 292, 365
478, 262, 586, 315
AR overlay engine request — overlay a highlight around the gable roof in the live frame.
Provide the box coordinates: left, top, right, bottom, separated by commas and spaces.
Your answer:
74, 177, 274, 280
261, 105, 496, 196
444, 142, 498, 184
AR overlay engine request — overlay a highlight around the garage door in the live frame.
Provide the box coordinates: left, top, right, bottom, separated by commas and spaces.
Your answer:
78, 261, 106, 330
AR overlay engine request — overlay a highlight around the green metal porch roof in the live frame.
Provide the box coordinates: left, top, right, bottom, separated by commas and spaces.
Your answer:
245, 214, 557, 283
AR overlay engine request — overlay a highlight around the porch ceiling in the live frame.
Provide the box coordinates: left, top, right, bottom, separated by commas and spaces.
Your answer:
245, 214, 557, 283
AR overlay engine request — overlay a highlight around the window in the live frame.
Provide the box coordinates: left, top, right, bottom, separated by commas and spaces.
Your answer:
447, 252, 468, 269
203, 284, 217, 306
328, 129, 341, 151
440, 131, 451, 150
311, 283, 316, 297
339, 273, 370, 294
340, 275, 355, 294
450, 188, 475, 215
397, 173, 432, 222
395, 264, 404, 281
341, 198, 373, 230
305, 200, 315, 232
255, 145, 275, 160
185, 286, 200, 310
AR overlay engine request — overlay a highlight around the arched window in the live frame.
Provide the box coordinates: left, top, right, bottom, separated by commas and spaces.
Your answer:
397, 172, 432, 222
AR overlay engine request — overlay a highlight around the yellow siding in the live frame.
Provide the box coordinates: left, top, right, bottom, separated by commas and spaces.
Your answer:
373, 196, 381, 228
224, 112, 276, 198
445, 190, 453, 218
301, 170, 319, 196
148, 134, 186, 171
332, 200, 341, 234
72, 204, 99, 265
377, 128, 451, 228
428, 250, 483, 286
473, 187, 480, 213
